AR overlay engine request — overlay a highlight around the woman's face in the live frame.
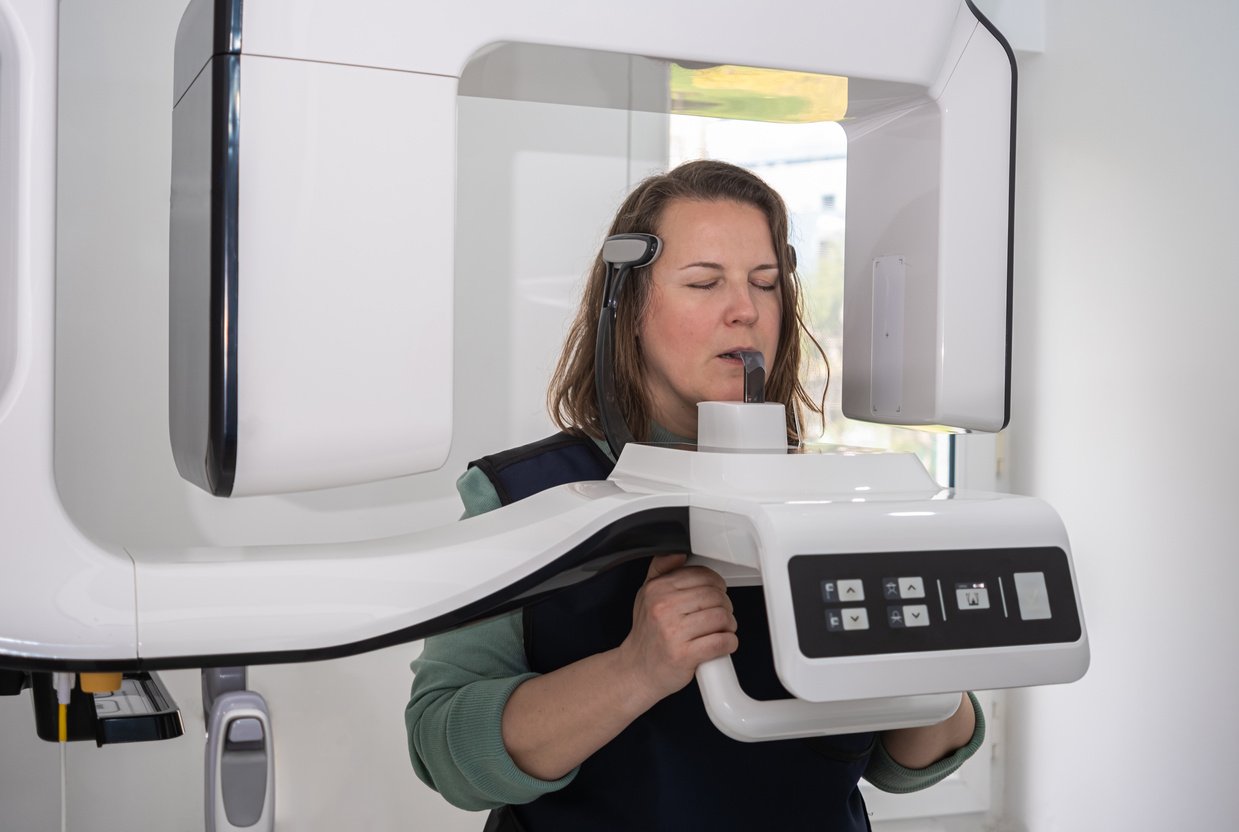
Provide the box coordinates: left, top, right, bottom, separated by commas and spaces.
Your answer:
639, 198, 782, 439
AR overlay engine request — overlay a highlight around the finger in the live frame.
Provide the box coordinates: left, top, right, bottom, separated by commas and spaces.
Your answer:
676, 585, 733, 616
677, 606, 738, 642
657, 564, 729, 592
644, 585, 731, 623
660, 605, 737, 645
646, 553, 688, 580
686, 631, 740, 664
680, 586, 733, 615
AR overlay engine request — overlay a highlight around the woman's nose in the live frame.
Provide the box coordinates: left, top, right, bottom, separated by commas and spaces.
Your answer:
726, 281, 760, 325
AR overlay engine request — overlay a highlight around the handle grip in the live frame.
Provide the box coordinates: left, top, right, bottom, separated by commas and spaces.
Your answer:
206, 691, 274, 832
695, 655, 961, 742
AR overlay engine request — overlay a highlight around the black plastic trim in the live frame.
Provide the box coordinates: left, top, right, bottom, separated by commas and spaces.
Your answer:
31, 672, 185, 745
172, 0, 244, 108
216, 0, 243, 55
966, 0, 1017, 431
207, 55, 240, 496
31, 673, 97, 742
95, 673, 186, 745
595, 271, 637, 458
0, 508, 690, 673
0, 669, 26, 695
948, 433, 956, 489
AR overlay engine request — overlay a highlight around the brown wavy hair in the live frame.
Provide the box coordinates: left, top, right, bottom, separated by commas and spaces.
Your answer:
548, 160, 827, 442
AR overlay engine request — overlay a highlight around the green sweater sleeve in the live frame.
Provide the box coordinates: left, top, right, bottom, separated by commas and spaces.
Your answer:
864, 692, 987, 793
404, 466, 578, 810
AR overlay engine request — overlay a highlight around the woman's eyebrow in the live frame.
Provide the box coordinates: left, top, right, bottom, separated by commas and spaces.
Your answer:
679, 261, 780, 272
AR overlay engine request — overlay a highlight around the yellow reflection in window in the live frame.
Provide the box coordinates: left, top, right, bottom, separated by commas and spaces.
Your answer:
670, 64, 848, 123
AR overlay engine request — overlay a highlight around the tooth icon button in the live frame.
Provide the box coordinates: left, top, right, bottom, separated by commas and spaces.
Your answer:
956, 585, 991, 610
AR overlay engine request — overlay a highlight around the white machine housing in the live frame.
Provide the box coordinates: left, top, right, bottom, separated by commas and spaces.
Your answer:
0, 0, 1084, 743
167, 0, 1016, 496
633, 443, 1087, 740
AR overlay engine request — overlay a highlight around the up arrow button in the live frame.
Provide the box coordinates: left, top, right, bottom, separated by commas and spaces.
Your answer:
836, 579, 865, 601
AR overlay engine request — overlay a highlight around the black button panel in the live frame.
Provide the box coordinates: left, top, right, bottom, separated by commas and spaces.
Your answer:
788, 546, 1081, 659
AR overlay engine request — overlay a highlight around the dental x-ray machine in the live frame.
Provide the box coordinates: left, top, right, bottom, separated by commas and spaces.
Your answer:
1, 0, 1087, 817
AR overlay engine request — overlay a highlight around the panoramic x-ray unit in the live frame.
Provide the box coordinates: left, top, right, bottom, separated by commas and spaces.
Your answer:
1, 0, 1087, 823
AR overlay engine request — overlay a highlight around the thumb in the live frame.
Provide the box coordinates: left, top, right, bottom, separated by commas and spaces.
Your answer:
646, 553, 688, 580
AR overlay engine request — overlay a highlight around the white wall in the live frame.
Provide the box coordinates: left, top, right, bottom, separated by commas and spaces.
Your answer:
1004, 0, 1239, 828
0, 1, 663, 830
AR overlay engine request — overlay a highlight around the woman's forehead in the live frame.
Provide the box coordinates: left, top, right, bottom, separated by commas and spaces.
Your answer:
655, 199, 776, 256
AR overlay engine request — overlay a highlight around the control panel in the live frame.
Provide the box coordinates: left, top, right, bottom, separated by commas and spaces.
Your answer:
788, 546, 1081, 659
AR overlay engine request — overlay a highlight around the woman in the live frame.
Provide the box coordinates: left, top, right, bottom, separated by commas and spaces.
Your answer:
406, 160, 984, 831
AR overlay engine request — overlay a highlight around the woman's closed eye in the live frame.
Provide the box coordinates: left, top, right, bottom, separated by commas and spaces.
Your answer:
688, 279, 779, 292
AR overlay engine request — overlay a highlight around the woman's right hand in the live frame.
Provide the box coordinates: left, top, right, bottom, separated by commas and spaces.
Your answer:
501, 554, 739, 780
616, 553, 739, 703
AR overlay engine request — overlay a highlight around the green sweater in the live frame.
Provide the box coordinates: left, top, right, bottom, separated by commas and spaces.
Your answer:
405, 441, 986, 811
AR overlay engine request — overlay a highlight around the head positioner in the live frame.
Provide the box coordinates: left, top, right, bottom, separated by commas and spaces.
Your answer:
595, 233, 661, 457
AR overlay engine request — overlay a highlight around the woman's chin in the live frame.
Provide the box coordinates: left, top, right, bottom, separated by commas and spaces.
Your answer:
699, 388, 745, 404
